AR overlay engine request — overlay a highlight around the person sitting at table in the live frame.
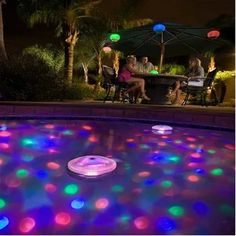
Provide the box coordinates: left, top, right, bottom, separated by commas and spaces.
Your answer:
168, 57, 205, 104
136, 56, 155, 73
118, 55, 150, 100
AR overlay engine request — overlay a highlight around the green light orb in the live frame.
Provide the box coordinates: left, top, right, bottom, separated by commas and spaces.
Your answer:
210, 168, 223, 176
0, 198, 6, 208
161, 180, 173, 188
120, 214, 131, 222
62, 130, 74, 135
219, 204, 234, 216
16, 169, 29, 178
168, 205, 184, 217
208, 149, 216, 154
21, 138, 36, 146
150, 70, 159, 75
109, 33, 120, 42
111, 185, 124, 192
168, 156, 180, 163
64, 184, 79, 195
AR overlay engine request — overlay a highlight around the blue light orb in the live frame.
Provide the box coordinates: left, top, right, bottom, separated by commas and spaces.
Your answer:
153, 24, 166, 33
0, 216, 9, 230
157, 217, 176, 232
71, 199, 85, 209
193, 201, 209, 215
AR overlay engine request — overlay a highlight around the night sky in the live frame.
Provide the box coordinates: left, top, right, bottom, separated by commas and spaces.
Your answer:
2, 0, 235, 54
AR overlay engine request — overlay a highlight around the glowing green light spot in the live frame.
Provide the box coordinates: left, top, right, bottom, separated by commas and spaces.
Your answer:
120, 215, 131, 222
21, 138, 36, 146
140, 144, 150, 149
219, 204, 234, 216
109, 33, 120, 42
62, 130, 74, 135
210, 168, 223, 176
150, 70, 159, 75
168, 206, 184, 217
16, 169, 29, 178
22, 154, 34, 162
0, 198, 6, 208
161, 180, 173, 188
64, 184, 79, 195
208, 149, 216, 154
168, 156, 180, 163
175, 140, 182, 144
111, 185, 124, 192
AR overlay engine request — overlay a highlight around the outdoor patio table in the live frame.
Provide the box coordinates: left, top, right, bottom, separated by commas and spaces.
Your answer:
134, 73, 188, 105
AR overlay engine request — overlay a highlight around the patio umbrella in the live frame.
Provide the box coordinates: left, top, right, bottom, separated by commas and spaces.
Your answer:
107, 22, 228, 72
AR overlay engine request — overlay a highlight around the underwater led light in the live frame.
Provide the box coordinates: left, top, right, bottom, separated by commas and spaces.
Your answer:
67, 155, 117, 177
109, 33, 121, 42
153, 23, 166, 33
152, 125, 173, 135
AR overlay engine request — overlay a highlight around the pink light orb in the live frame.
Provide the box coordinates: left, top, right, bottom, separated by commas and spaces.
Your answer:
0, 143, 10, 150
138, 171, 151, 177
67, 155, 117, 177
186, 137, 196, 142
47, 162, 60, 170
55, 212, 71, 226
187, 175, 199, 182
190, 153, 201, 158
152, 125, 173, 135
225, 144, 235, 150
102, 46, 112, 53
95, 198, 109, 209
5, 175, 22, 188
19, 217, 35, 233
44, 183, 57, 193
134, 216, 149, 230
44, 124, 55, 129
0, 131, 11, 137
207, 30, 220, 39
82, 125, 92, 130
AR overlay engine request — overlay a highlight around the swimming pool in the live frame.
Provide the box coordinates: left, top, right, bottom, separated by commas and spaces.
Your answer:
0, 118, 234, 234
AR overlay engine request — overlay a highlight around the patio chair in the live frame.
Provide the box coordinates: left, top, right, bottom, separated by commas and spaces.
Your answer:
102, 65, 130, 103
182, 68, 218, 106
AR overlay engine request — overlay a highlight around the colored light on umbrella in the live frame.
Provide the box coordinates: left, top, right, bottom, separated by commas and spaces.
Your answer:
19, 217, 35, 233
71, 199, 85, 209
16, 169, 29, 178
168, 205, 185, 217
55, 212, 71, 225
150, 70, 159, 75
102, 46, 112, 53
0, 198, 6, 208
207, 30, 220, 39
134, 216, 149, 230
64, 184, 79, 195
210, 168, 223, 176
109, 33, 121, 42
153, 23, 166, 33
0, 216, 9, 230
95, 198, 109, 209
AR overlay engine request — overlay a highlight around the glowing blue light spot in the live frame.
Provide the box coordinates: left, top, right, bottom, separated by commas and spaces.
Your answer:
193, 201, 209, 215
196, 148, 203, 153
153, 23, 166, 33
0, 216, 9, 230
127, 142, 136, 148
37, 170, 48, 179
71, 199, 85, 209
157, 217, 176, 232
79, 130, 89, 137
194, 168, 205, 175
0, 125, 7, 131
144, 179, 155, 186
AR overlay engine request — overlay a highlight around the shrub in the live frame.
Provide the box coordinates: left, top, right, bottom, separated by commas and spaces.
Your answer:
215, 70, 235, 81
161, 64, 186, 75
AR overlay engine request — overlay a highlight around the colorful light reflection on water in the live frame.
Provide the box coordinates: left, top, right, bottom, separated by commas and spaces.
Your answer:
0, 119, 234, 234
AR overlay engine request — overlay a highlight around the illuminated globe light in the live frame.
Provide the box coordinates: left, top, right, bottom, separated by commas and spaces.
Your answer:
95, 198, 109, 209
152, 125, 173, 135
44, 183, 57, 193
210, 168, 223, 176
138, 171, 151, 177
207, 30, 220, 39
157, 217, 176, 232
111, 184, 124, 192
47, 161, 60, 170
153, 23, 166, 33
102, 46, 112, 53
0, 216, 9, 230
150, 69, 159, 75
109, 33, 121, 42
16, 169, 29, 178
64, 184, 79, 195
71, 198, 85, 209
19, 217, 35, 233
0, 198, 6, 208
168, 205, 185, 217
55, 212, 71, 226
187, 175, 199, 182
0, 131, 11, 137
161, 180, 173, 188
67, 155, 117, 178
134, 216, 149, 230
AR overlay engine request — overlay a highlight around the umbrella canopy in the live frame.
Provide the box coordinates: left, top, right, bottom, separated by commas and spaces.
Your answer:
107, 22, 228, 71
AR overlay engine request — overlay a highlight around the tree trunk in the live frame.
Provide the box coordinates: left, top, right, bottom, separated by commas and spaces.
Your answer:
82, 63, 88, 83
0, 0, 7, 62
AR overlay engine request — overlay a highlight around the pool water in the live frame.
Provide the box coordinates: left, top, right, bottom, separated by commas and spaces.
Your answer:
0, 119, 234, 234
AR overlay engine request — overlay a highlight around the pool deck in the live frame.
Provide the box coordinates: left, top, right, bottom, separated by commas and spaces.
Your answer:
0, 101, 234, 130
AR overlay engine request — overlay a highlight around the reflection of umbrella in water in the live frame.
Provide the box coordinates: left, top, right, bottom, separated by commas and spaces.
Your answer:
108, 22, 228, 72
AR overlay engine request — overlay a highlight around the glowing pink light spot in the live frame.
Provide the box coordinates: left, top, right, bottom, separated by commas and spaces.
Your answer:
132, 188, 143, 194
161, 135, 168, 139
188, 144, 196, 148
126, 138, 134, 142
134, 216, 149, 230
188, 162, 199, 168
55, 212, 71, 226
48, 149, 58, 154
44, 124, 55, 129
47, 162, 60, 170
44, 183, 57, 193
158, 142, 166, 146
190, 153, 201, 158
187, 175, 199, 182
88, 136, 97, 142
0, 158, 3, 165
82, 125, 92, 131
5, 176, 22, 188
102, 46, 112, 53
138, 171, 150, 177
95, 198, 109, 209
225, 144, 235, 150
186, 137, 196, 142
19, 217, 35, 233
147, 161, 155, 166
49, 135, 57, 139
0, 143, 10, 150
0, 131, 11, 137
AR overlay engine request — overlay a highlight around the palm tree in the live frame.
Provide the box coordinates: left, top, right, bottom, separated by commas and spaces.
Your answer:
17, 0, 103, 85
0, 0, 7, 61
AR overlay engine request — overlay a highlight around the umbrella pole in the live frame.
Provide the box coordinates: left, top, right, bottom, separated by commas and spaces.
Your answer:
159, 32, 165, 73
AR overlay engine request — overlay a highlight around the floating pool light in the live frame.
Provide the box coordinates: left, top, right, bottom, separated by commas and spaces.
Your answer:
109, 33, 121, 42
152, 125, 173, 135
207, 30, 220, 39
153, 23, 166, 33
150, 69, 159, 75
67, 155, 117, 177
102, 46, 112, 53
